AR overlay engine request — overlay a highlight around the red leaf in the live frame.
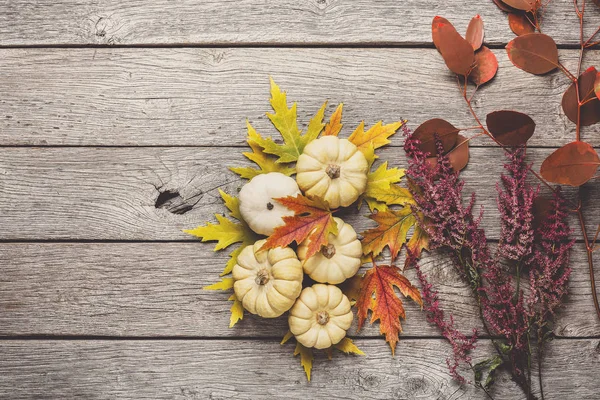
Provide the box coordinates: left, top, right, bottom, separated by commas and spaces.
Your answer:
493, 0, 519, 12
593, 0, 600, 7
595, 69, 600, 100
486, 110, 535, 146
262, 194, 337, 259
466, 15, 484, 51
426, 134, 470, 172
540, 141, 600, 186
506, 33, 559, 75
432, 16, 475, 76
413, 118, 459, 156
562, 66, 600, 126
469, 46, 498, 86
509, 13, 535, 36
356, 263, 423, 354
502, 0, 537, 11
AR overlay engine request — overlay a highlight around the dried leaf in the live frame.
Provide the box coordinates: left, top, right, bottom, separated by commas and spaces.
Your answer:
294, 343, 314, 381
204, 277, 234, 291
486, 110, 536, 146
432, 16, 475, 76
407, 224, 430, 259
502, 0, 537, 11
562, 67, 600, 126
228, 294, 244, 328
334, 338, 365, 355
348, 120, 404, 153
466, 15, 484, 51
469, 46, 498, 86
323, 104, 343, 136
540, 141, 600, 186
428, 134, 470, 172
595, 70, 600, 100
262, 194, 337, 260
508, 13, 535, 36
362, 162, 406, 210
361, 206, 418, 262
356, 263, 423, 354
493, 0, 519, 12
253, 78, 326, 163
413, 118, 459, 156
230, 122, 295, 179
366, 184, 414, 212
506, 33, 558, 75
281, 331, 294, 345
474, 356, 504, 390
339, 275, 363, 304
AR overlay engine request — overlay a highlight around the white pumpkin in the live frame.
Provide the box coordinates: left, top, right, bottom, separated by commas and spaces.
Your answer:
296, 136, 368, 208
239, 172, 301, 236
288, 284, 353, 349
297, 217, 362, 284
233, 239, 303, 318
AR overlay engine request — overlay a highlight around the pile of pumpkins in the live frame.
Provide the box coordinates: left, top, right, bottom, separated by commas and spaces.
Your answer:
233, 136, 368, 349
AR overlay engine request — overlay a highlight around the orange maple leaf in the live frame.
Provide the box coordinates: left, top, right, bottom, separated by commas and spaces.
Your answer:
356, 262, 423, 354
322, 104, 343, 136
261, 194, 337, 259
360, 207, 417, 262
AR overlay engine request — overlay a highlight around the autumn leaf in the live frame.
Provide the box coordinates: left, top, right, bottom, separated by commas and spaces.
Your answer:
322, 104, 343, 136
348, 120, 404, 154
469, 46, 498, 86
362, 162, 413, 212
261, 194, 338, 260
357, 263, 423, 354
230, 122, 295, 179
204, 277, 234, 291
540, 141, 600, 186
361, 206, 419, 262
407, 224, 430, 259
334, 338, 365, 355
465, 15, 484, 51
486, 110, 535, 146
294, 343, 314, 381
339, 274, 363, 305
506, 33, 558, 75
228, 294, 244, 328
562, 67, 600, 126
432, 16, 475, 76
251, 78, 326, 163
508, 13, 535, 36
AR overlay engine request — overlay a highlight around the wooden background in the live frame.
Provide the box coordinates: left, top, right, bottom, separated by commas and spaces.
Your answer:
1, 1, 599, 399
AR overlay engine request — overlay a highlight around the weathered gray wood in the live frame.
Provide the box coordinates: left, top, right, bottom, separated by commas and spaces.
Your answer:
0, 339, 598, 399
0, 243, 597, 338
0, 147, 596, 240
0, 1, 597, 46
1, 48, 598, 146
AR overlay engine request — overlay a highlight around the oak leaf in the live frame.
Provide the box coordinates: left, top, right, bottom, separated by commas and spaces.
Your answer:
361, 206, 418, 262
348, 120, 404, 154
261, 194, 338, 260
251, 78, 326, 163
230, 122, 295, 179
322, 104, 343, 136
357, 263, 423, 354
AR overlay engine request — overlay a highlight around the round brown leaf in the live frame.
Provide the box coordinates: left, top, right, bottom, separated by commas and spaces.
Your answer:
414, 118, 459, 156
492, 0, 519, 12
466, 15, 484, 51
540, 141, 600, 186
426, 135, 470, 172
469, 46, 498, 86
508, 13, 535, 36
594, 0, 600, 7
502, 0, 537, 11
562, 66, 600, 126
486, 110, 535, 146
595, 70, 600, 100
432, 16, 475, 76
506, 33, 558, 75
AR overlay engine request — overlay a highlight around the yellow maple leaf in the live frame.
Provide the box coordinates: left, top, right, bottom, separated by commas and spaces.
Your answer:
184, 215, 246, 251
252, 78, 327, 163
365, 162, 404, 197
322, 103, 343, 136
348, 120, 405, 153
369, 184, 414, 208
361, 206, 417, 262
280, 331, 294, 345
294, 343, 314, 381
228, 294, 244, 328
204, 277, 234, 290
230, 122, 295, 179
334, 338, 365, 356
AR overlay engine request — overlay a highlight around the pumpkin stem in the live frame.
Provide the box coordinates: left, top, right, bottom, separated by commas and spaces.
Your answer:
316, 311, 330, 325
255, 268, 270, 285
266, 202, 274, 210
321, 243, 336, 259
326, 164, 341, 179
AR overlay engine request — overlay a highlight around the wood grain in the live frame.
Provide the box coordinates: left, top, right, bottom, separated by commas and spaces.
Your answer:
0, 1, 597, 46
0, 146, 596, 240
1, 339, 598, 399
0, 242, 597, 338
1, 48, 598, 146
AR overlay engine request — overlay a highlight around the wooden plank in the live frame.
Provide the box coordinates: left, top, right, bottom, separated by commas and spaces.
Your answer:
0, 1, 597, 46
0, 242, 597, 338
1, 48, 598, 147
0, 339, 598, 399
0, 146, 596, 241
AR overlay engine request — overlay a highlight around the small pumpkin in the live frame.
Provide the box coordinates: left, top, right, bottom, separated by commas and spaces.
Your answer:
296, 136, 368, 208
288, 284, 353, 349
233, 239, 303, 318
239, 172, 301, 236
297, 217, 362, 284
